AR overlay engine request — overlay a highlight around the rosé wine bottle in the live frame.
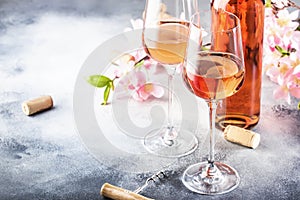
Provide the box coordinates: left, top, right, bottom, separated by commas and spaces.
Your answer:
211, 0, 265, 129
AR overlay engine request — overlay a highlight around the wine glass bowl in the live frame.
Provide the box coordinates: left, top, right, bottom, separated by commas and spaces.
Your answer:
182, 10, 245, 194
183, 51, 244, 100
143, 21, 190, 65
142, 0, 198, 157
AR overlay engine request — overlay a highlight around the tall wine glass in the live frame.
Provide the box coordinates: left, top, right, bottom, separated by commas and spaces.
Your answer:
142, 0, 198, 157
182, 10, 245, 194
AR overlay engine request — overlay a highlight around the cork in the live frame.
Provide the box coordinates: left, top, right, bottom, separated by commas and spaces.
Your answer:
224, 125, 260, 149
100, 183, 154, 200
22, 95, 53, 116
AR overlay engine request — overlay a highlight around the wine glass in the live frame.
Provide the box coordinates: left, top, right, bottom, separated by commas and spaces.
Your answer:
182, 10, 245, 194
142, 0, 198, 157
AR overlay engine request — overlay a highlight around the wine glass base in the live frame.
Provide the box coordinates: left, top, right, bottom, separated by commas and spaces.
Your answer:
144, 127, 198, 158
182, 161, 240, 195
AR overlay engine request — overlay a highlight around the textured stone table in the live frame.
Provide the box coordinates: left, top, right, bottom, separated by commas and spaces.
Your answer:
0, 0, 299, 199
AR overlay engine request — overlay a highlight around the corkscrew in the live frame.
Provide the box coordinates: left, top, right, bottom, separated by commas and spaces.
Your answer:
100, 171, 165, 200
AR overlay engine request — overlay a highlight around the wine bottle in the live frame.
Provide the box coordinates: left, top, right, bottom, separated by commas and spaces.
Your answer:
211, 0, 265, 129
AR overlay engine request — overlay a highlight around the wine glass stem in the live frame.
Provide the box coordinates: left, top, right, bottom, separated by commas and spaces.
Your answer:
167, 73, 174, 128
162, 67, 178, 144
208, 100, 218, 165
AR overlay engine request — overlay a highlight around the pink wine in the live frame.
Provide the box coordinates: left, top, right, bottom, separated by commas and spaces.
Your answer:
183, 52, 244, 100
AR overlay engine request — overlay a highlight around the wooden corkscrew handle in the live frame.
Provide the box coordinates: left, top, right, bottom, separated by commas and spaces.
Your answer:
100, 183, 154, 200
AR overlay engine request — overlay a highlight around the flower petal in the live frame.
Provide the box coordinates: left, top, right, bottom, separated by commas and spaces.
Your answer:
137, 86, 150, 100
132, 91, 143, 101
273, 86, 288, 100
132, 71, 146, 87
150, 84, 165, 98
293, 64, 300, 75
273, 86, 291, 104
290, 87, 300, 98
128, 84, 135, 90
132, 83, 165, 101
266, 66, 280, 83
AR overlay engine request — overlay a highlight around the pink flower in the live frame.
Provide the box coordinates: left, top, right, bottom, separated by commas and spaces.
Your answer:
113, 49, 153, 77
119, 70, 164, 101
113, 53, 136, 78
119, 71, 146, 90
264, 5, 300, 104
264, 8, 299, 53
132, 83, 164, 101
272, 0, 290, 9
266, 64, 280, 83
273, 86, 291, 103
132, 49, 158, 70
289, 65, 300, 98
273, 66, 300, 103
143, 59, 153, 69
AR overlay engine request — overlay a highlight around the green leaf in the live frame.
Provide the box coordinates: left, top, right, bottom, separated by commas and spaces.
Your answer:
134, 59, 145, 68
275, 45, 284, 52
87, 75, 111, 88
298, 102, 300, 110
102, 84, 111, 105
275, 45, 290, 57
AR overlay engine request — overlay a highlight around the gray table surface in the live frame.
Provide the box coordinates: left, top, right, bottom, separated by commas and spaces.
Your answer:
1, 0, 300, 199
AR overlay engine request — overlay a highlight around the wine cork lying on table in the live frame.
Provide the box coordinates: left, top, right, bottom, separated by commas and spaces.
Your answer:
224, 125, 260, 149
22, 95, 53, 116
100, 183, 154, 200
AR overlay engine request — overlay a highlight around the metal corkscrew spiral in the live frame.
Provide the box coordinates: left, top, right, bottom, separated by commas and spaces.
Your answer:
100, 171, 166, 200
133, 171, 165, 194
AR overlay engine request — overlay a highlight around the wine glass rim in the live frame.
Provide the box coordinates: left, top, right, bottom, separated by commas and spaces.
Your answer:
190, 10, 241, 33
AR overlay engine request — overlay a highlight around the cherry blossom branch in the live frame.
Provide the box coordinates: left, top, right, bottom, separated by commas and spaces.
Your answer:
269, 0, 300, 15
